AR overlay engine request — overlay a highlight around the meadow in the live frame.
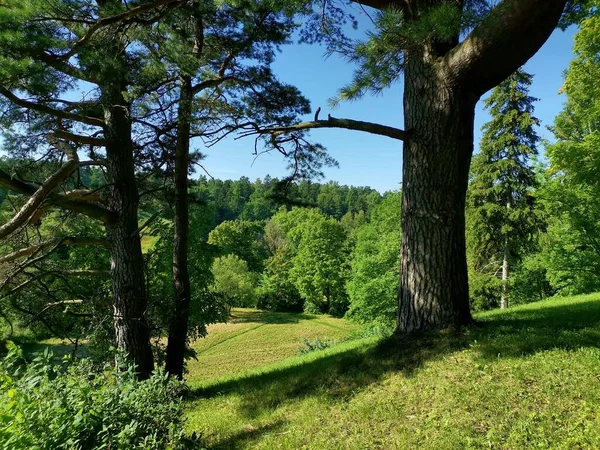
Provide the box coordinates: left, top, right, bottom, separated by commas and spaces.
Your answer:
183, 295, 600, 449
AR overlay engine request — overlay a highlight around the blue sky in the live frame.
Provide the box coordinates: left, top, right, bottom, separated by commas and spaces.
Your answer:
200, 13, 578, 193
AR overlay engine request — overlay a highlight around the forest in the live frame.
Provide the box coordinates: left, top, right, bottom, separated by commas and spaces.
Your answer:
1, 0, 600, 449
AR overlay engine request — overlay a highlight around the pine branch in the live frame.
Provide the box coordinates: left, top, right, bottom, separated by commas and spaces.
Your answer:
0, 87, 105, 127
52, 130, 107, 146
0, 170, 116, 224
0, 238, 107, 265
242, 115, 408, 141
0, 140, 79, 240
60, 0, 187, 60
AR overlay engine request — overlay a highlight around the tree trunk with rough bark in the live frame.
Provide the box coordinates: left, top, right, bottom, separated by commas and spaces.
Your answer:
103, 92, 154, 380
165, 75, 193, 379
397, 55, 475, 332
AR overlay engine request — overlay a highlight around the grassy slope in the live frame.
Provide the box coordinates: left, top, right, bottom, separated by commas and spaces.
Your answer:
187, 308, 362, 383
185, 294, 600, 449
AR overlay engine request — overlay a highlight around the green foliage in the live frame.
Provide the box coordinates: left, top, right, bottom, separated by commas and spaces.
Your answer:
0, 345, 196, 450
538, 180, 600, 294
346, 192, 401, 327
297, 336, 338, 354
509, 254, 555, 305
468, 270, 502, 311
276, 209, 349, 316
259, 208, 350, 315
540, 11, 600, 295
208, 220, 268, 272
256, 250, 303, 312
210, 255, 258, 308
467, 69, 541, 309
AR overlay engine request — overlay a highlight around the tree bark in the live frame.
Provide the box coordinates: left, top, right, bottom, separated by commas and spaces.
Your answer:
397, 55, 475, 332
501, 200, 511, 310
500, 236, 510, 310
103, 93, 154, 380
165, 75, 193, 379
394, 0, 567, 333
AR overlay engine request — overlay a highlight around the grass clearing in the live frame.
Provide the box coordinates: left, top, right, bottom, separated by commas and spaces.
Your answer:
185, 294, 600, 449
186, 308, 361, 383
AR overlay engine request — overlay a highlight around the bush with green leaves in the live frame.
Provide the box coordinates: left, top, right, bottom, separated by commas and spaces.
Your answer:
210, 254, 258, 308
0, 343, 199, 450
297, 336, 338, 354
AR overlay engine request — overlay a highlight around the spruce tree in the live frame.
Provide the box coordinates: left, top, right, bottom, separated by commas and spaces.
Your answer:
467, 69, 541, 309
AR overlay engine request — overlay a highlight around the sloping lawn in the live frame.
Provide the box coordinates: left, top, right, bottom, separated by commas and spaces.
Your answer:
185, 295, 600, 449
186, 308, 362, 383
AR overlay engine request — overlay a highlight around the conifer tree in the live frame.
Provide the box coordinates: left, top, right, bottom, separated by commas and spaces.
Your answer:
467, 69, 541, 309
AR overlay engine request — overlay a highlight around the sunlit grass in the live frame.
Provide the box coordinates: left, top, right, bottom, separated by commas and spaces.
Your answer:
185, 294, 600, 449
186, 308, 362, 383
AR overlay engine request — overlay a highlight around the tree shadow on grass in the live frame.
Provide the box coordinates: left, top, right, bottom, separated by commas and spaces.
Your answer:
473, 298, 600, 360
189, 297, 600, 447
204, 420, 287, 450
188, 329, 470, 419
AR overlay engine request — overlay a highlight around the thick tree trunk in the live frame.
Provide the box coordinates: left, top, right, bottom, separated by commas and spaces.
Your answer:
103, 96, 154, 380
165, 75, 193, 379
397, 56, 475, 333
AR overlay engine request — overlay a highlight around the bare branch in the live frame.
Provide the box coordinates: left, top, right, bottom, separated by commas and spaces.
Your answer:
0, 140, 79, 240
243, 115, 408, 141
0, 87, 105, 127
0, 237, 107, 265
53, 129, 108, 146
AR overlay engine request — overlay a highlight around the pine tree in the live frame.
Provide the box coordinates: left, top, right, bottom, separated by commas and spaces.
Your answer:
467, 69, 541, 310
258, 0, 568, 332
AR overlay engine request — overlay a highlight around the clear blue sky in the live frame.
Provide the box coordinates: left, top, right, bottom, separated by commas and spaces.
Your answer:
199, 13, 578, 193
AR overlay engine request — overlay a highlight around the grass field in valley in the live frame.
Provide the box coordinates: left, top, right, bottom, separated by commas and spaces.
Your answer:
185, 308, 362, 382
185, 295, 600, 449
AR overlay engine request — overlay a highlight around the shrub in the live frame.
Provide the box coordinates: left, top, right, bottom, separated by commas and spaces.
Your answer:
210, 255, 258, 308
468, 271, 502, 312
0, 343, 199, 450
297, 337, 338, 354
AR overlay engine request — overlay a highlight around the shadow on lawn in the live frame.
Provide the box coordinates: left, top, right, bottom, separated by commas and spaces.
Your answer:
190, 298, 600, 429
474, 298, 600, 360
207, 420, 287, 450
188, 329, 470, 419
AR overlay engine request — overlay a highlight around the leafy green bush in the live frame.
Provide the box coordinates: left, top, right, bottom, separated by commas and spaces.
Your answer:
0, 343, 199, 450
468, 271, 502, 311
210, 254, 258, 308
297, 337, 338, 354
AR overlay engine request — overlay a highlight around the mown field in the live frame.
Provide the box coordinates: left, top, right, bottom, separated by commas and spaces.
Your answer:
186, 308, 362, 382
184, 295, 600, 449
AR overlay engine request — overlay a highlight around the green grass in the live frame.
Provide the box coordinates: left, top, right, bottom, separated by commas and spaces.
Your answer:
184, 294, 600, 449
186, 308, 361, 383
